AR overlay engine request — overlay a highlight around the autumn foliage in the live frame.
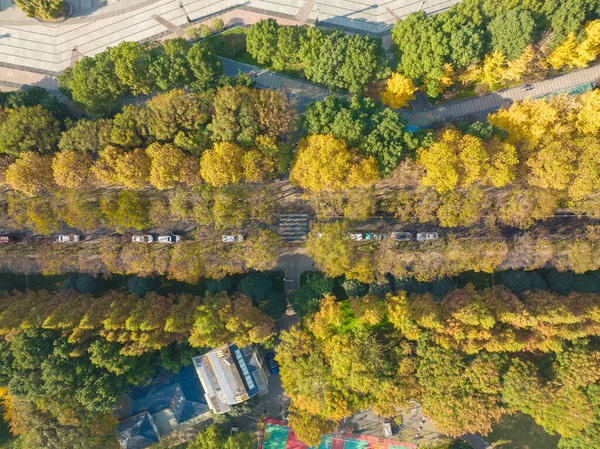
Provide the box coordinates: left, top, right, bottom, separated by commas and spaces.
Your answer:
290, 135, 379, 192
279, 285, 600, 446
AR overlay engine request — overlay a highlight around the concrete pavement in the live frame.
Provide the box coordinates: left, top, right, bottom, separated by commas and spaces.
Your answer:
461, 433, 493, 449
275, 250, 315, 294
0, 0, 464, 76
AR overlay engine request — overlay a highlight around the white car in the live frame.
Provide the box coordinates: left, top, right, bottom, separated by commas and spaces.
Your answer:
157, 234, 181, 243
349, 233, 363, 241
391, 232, 412, 242
57, 234, 80, 243
416, 232, 438, 241
222, 234, 244, 243
132, 235, 153, 243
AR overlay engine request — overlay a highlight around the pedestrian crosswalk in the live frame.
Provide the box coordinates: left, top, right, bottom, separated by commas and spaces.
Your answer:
279, 214, 309, 242
295, 0, 316, 24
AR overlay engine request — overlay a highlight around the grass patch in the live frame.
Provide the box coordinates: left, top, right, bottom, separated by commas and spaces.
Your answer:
487, 413, 559, 449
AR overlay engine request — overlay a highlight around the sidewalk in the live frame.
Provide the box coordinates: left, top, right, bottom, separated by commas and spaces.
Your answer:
402, 64, 600, 127
220, 57, 331, 110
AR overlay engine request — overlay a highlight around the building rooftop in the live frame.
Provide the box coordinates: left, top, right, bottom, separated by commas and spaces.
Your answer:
126, 364, 209, 424
115, 412, 159, 449
193, 344, 269, 414
116, 364, 211, 448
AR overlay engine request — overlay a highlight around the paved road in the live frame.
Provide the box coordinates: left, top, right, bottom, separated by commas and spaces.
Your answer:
275, 250, 315, 294
461, 433, 493, 449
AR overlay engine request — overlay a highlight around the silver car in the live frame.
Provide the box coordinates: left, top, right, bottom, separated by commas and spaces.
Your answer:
57, 234, 80, 243
132, 235, 153, 243
222, 234, 244, 243
157, 234, 181, 243
416, 232, 438, 241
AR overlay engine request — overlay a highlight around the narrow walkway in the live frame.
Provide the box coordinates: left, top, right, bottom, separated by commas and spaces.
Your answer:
460, 433, 493, 449
402, 64, 600, 127
219, 57, 332, 110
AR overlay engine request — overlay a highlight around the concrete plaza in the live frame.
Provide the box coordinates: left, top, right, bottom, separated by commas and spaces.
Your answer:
0, 0, 462, 75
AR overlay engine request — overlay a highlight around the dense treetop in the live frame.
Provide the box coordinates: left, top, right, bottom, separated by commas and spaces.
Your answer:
59, 39, 224, 115
279, 284, 600, 447
246, 20, 390, 94
392, 0, 600, 97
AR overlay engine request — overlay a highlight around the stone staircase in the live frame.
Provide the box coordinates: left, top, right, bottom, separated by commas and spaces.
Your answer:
279, 213, 309, 242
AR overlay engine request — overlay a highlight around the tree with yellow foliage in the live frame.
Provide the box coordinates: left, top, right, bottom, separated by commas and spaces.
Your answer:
546, 33, 579, 69
381, 73, 417, 108
418, 127, 492, 193
526, 138, 577, 191
5, 152, 55, 196
145, 142, 186, 190
52, 150, 92, 189
547, 21, 600, 69
113, 148, 151, 189
290, 135, 379, 192
479, 51, 507, 90
575, 89, 600, 135
502, 45, 535, 82
573, 20, 600, 68
569, 137, 600, 200
242, 150, 276, 182
488, 97, 568, 147
487, 139, 519, 188
200, 142, 245, 187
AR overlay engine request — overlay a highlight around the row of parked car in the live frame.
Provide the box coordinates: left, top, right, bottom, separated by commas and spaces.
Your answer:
131, 234, 181, 243
0, 232, 247, 245
348, 231, 439, 242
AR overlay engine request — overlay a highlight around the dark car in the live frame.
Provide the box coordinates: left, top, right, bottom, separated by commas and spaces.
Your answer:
266, 352, 279, 374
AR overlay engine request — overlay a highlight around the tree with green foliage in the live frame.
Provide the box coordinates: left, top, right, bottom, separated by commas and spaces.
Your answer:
273, 25, 303, 70
59, 50, 126, 116
391, 12, 450, 97
247, 19, 279, 65
0, 105, 61, 155
0, 86, 69, 121
448, 25, 486, 68
110, 41, 156, 96
100, 190, 151, 231
305, 30, 390, 94
15, 0, 64, 19
488, 10, 537, 60
187, 41, 223, 90
188, 424, 255, 449
58, 118, 112, 153
303, 95, 422, 175
149, 38, 193, 91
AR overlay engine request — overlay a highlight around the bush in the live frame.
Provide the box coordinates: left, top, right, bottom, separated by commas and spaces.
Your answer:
206, 277, 237, 295
127, 276, 160, 296
342, 278, 369, 298
15, 0, 65, 19
187, 24, 212, 40
211, 18, 225, 32
217, 33, 247, 59
261, 291, 287, 319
